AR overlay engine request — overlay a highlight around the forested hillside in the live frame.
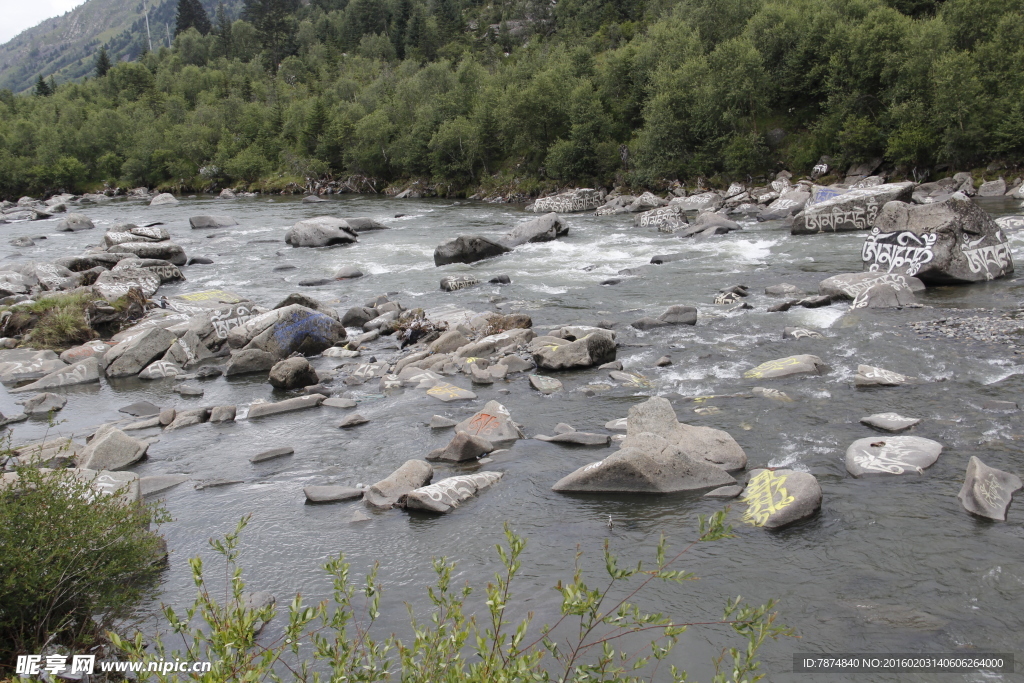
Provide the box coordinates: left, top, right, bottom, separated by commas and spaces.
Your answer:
1, 0, 1022, 200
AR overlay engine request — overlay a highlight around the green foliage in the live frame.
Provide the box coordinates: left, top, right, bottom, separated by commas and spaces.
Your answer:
0, 465, 168, 661
176, 0, 214, 36
3, 291, 97, 349
95, 47, 113, 78
1, 0, 1023, 199
113, 510, 793, 682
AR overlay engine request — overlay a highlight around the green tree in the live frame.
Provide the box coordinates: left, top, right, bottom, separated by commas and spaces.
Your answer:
243, 0, 301, 69
175, 0, 213, 36
215, 2, 234, 56
95, 46, 112, 77
33, 75, 52, 97
391, 0, 412, 58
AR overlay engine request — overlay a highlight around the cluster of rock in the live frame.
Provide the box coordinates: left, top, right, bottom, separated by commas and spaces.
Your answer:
433, 213, 568, 265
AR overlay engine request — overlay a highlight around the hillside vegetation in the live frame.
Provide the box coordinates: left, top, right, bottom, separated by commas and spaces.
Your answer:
1, 0, 1022, 200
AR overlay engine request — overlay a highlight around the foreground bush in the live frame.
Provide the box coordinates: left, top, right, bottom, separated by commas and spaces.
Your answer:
114, 512, 793, 682
0, 465, 168, 667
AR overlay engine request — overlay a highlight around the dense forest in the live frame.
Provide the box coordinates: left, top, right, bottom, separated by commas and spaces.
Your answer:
1, 0, 1022, 200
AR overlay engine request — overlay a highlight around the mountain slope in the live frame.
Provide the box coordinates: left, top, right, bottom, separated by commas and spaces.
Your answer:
0, 0, 238, 93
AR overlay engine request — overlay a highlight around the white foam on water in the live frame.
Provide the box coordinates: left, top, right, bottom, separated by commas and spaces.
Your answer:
788, 306, 846, 328
526, 283, 569, 295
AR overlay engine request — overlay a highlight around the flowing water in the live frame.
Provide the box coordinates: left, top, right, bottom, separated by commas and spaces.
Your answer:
4, 194, 1024, 681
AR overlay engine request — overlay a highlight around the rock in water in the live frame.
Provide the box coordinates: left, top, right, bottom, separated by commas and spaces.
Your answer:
860, 413, 920, 432
427, 432, 494, 462
247, 394, 325, 418
532, 333, 616, 370
104, 328, 177, 378
76, 425, 149, 471
224, 349, 276, 376
791, 182, 914, 235
535, 431, 611, 446
440, 275, 479, 291
426, 382, 477, 402
403, 472, 503, 513
529, 375, 562, 393
56, 213, 94, 231
190, 215, 238, 229
268, 357, 319, 389
626, 396, 746, 471
250, 447, 294, 463
743, 355, 826, 380
845, 436, 942, 476
433, 236, 511, 266
150, 193, 178, 206
551, 431, 735, 494
819, 272, 925, 300
365, 459, 433, 509
957, 456, 1022, 521
740, 468, 822, 528
530, 188, 603, 213
849, 282, 917, 309
854, 364, 914, 387
304, 485, 363, 503
20, 392, 66, 414
9, 358, 101, 393
228, 304, 347, 359
454, 400, 523, 446
861, 194, 1014, 283
284, 217, 358, 247
782, 327, 823, 340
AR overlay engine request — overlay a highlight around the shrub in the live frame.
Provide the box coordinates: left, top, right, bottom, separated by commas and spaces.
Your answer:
113, 511, 793, 682
0, 465, 168, 667
2, 292, 97, 349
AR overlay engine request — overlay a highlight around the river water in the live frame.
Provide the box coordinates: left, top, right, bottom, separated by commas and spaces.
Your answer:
4, 194, 1024, 681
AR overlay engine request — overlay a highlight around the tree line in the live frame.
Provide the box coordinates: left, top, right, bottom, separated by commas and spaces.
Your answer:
1, 0, 1022, 200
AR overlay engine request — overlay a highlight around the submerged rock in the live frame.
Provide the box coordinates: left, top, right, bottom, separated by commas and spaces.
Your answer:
860, 413, 920, 432
743, 355, 826, 380
854, 364, 915, 387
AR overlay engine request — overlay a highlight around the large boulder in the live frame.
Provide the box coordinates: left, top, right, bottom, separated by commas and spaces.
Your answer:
743, 355, 826, 380
532, 332, 616, 370
758, 190, 810, 221
403, 472, 502, 513
364, 459, 433, 509
56, 213, 94, 231
107, 241, 187, 266
344, 217, 390, 232
190, 215, 238, 229
76, 425, 148, 471
269, 357, 319, 389
861, 194, 1013, 283
454, 400, 523, 446
103, 225, 170, 246
854, 364, 915, 387
670, 192, 723, 212
791, 182, 914, 235
433, 236, 511, 266
634, 206, 688, 231
819, 272, 925, 300
227, 304, 346, 358
957, 456, 1022, 521
93, 268, 161, 300
845, 436, 942, 476
530, 188, 602, 213
284, 217, 358, 247
625, 396, 747, 471
9, 358, 101, 393
502, 212, 568, 247
149, 193, 178, 206
104, 328, 177, 378
225, 348, 277, 376
186, 301, 261, 349
740, 468, 822, 528
427, 432, 494, 462
0, 350, 66, 384
551, 431, 735, 494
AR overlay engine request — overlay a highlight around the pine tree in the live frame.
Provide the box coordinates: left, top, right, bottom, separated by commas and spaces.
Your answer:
435, 0, 460, 44
391, 0, 411, 59
176, 0, 213, 36
303, 98, 330, 155
215, 2, 233, 56
95, 47, 112, 77
243, 0, 300, 69
34, 75, 52, 97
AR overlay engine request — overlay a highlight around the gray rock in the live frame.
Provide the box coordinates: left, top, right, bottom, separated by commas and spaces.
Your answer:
173, 383, 204, 397
977, 178, 1006, 196
149, 193, 178, 206
208, 406, 236, 422
140, 474, 189, 496
759, 190, 810, 221
604, 417, 628, 431
323, 397, 358, 409
530, 188, 603, 213
159, 408, 176, 426
529, 375, 563, 393
139, 361, 183, 379
766, 283, 802, 297
333, 265, 364, 280
284, 216, 358, 247
189, 215, 238, 229
427, 432, 494, 462
740, 468, 822, 528
626, 397, 747, 471
670, 192, 722, 212
532, 333, 616, 371
344, 217, 389, 232
338, 413, 369, 428
845, 436, 941, 476
861, 194, 1013, 283
860, 413, 920, 432
631, 317, 669, 331
426, 382, 478, 402
792, 182, 914, 235
430, 330, 470, 354
122, 416, 162, 431
233, 304, 347, 359
104, 327, 177, 378
981, 400, 1018, 412
850, 282, 917, 309
440, 275, 480, 292
301, 194, 326, 203
403, 471, 503, 513
107, 241, 187, 265
854, 364, 914, 387
819, 272, 925, 300
658, 305, 698, 325
454, 400, 523, 446
503, 213, 568, 247
957, 456, 1022, 521
434, 236, 511, 266
704, 484, 744, 499
743, 355, 826, 380
250, 447, 294, 463
166, 408, 210, 430
247, 394, 325, 418
269, 357, 319, 390
634, 206, 687, 231
225, 348, 276, 376
304, 485, 363, 503
429, 415, 457, 429
21, 392, 66, 415
552, 431, 735, 494
365, 459, 433, 509
57, 213, 94, 231
9, 358, 100, 393
119, 401, 161, 417
77, 425, 148, 471
498, 355, 534, 373
656, 356, 672, 367
536, 431, 611, 446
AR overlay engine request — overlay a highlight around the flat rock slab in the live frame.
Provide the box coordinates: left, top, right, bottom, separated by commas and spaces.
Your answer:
958, 456, 1022, 521
338, 413, 369, 428
854, 364, 915, 387
741, 468, 822, 528
140, 474, 189, 496
705, 484, 744, 499
604, 418, 628, 432
195, 479, 243, 490
250, 447, 294, 463
426, 382, 477, 402
535, 432, 611, 446
454, 400, 523, 446
860, 413, 921, 432
845, 436, 942, 476
9, 358, 100, 393
21, 392, 66, 414
365, 459, 433, 509
429, 415, 457, 429
323, 397, 357, 409
529, 375, 563, 393
119, 401, 162, 417
77, 425, 149, 471
403, 472, 503, 514
304, 485, 363, 503
247, 394, 325, 418
743, 355, 826, 380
